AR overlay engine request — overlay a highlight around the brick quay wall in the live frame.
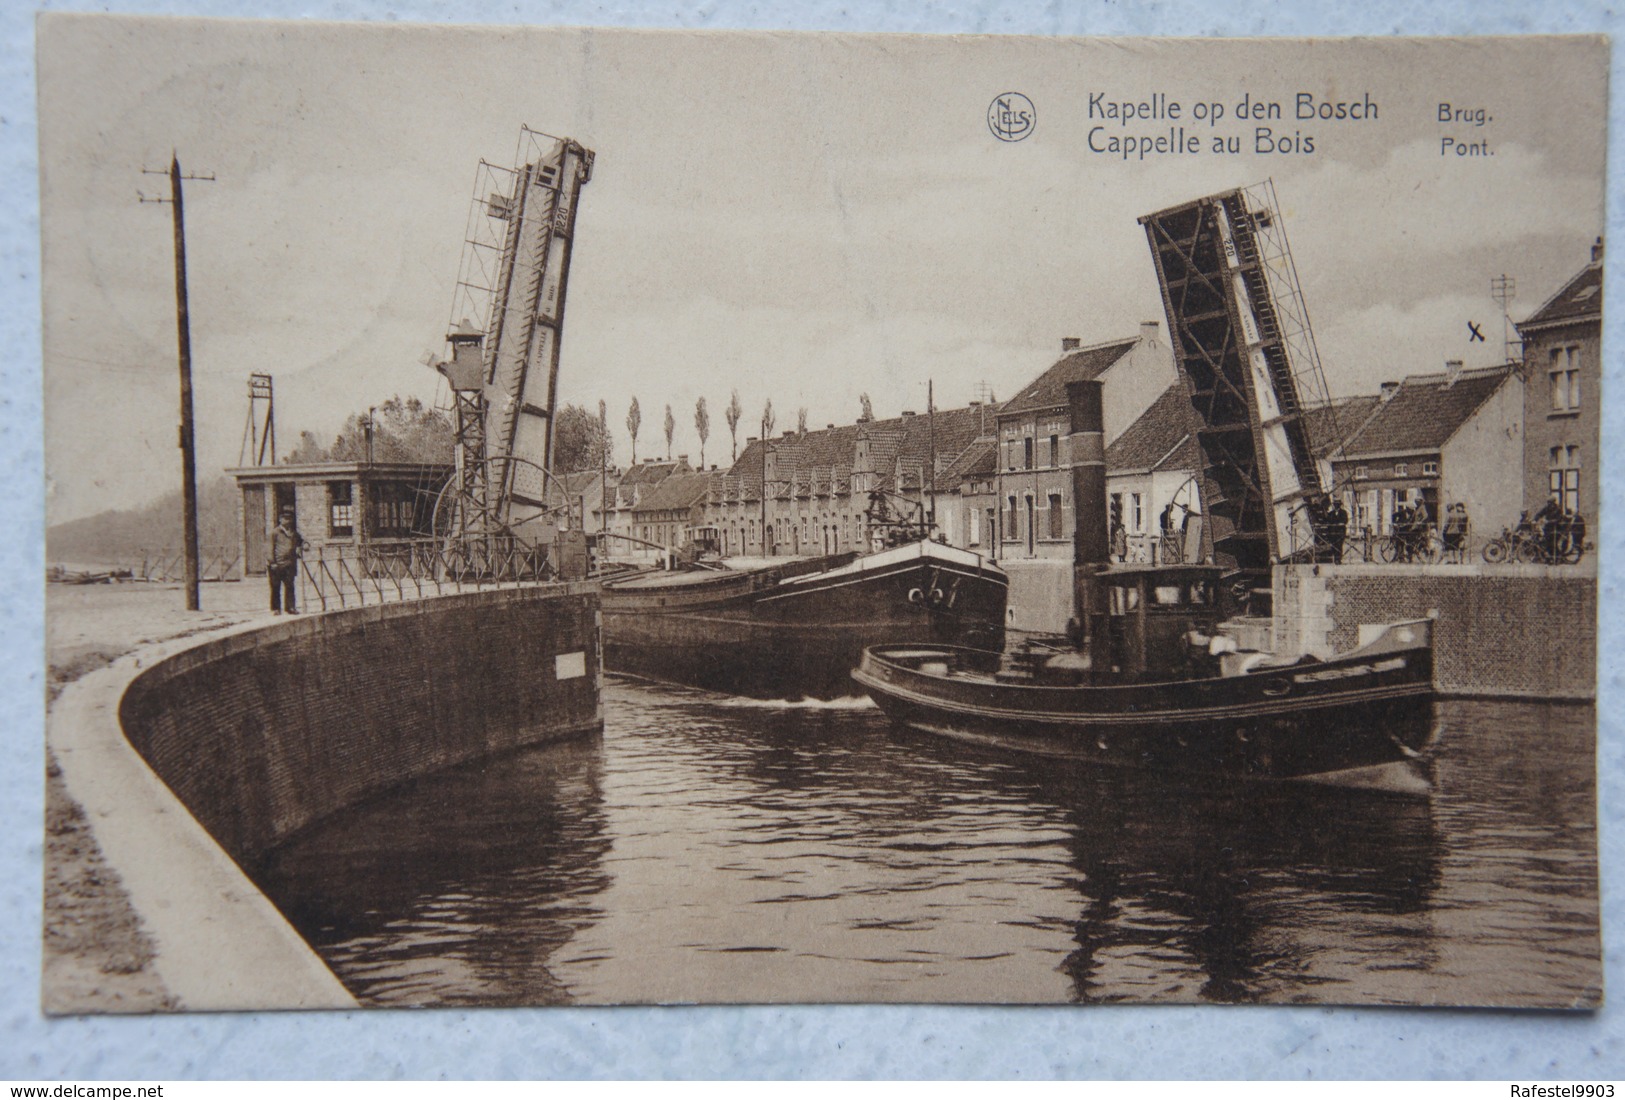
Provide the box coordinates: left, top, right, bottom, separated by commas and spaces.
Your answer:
1274, 563, 1596, 700
119, 582, 603, 865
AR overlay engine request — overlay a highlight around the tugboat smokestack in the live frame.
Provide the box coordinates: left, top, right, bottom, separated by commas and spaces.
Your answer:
1067, 380, 1108, 568
1066, 379, 1110, 675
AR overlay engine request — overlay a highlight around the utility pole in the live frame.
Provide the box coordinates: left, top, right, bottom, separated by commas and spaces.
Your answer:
927, 378, 936, 532
141, 155, 214, 611
599, 399, 609, 542
1491, 274, 1519, 365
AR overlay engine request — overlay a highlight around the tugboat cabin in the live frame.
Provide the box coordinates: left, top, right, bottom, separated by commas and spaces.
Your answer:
1099, 563, 1227, 680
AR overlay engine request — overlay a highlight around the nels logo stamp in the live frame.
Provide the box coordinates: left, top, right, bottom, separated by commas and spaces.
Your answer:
987, 92, 1036, 141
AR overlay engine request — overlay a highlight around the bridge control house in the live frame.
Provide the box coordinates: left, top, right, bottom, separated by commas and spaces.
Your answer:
229, 461, 452, 575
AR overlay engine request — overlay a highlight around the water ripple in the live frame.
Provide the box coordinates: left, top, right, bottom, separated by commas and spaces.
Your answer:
253, 686, 1600, 1007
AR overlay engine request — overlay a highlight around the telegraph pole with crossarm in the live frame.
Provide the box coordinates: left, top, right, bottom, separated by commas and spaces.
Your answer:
140, 154, 214, 611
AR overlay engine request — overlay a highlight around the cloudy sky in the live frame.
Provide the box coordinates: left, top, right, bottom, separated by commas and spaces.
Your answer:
38, 21, 1606, 522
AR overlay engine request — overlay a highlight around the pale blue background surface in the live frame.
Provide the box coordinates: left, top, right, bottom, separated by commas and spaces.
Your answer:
3, 0, 1622, 1080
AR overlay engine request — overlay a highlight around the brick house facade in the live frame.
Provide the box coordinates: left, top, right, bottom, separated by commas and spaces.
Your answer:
1518, 239, 1603, 521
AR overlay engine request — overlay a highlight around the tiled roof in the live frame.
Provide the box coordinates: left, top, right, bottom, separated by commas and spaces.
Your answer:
1104, 384, 1196, 473
1303, 395, 1382, 460
941, 437, 997, 484
621, 461, 677, 486
630, 471, 712, 514
999, 338, 1137, 416
723, 405, 993, 496
1336, 367, 1513, 457
1159, 434, 1201, 475
1520, 256, 1603, 331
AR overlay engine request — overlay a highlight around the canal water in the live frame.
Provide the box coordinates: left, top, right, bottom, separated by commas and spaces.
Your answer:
255, 681, 1601, 1008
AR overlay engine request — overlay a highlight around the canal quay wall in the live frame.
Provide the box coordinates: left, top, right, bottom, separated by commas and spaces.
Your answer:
1275, 563, 1596, 700
48, 581, 601, 1011
119, 582, 603, 865
1002, 559, 1594, 700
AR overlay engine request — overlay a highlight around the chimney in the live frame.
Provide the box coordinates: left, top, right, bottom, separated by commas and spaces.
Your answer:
901, 410, 916, 418
827, 423, 835, 430
1139, 320, 1161, 342
782, 430, 795, 439
1067, 379, 1110, 678
1443, 359, 1464, 387
1593, 236, 1605, 264
1061, 337, 1082, 352
746, 435, 758, 444
1380, 381, 1400, 402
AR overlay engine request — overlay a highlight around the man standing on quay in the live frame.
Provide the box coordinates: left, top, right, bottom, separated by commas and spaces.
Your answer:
268, 505, 304, 614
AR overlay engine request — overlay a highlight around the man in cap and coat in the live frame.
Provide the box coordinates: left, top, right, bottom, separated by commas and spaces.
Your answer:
268, 505, 305, 614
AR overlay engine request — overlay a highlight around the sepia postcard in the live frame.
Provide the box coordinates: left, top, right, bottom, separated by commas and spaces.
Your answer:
38, 17, 1607, 1013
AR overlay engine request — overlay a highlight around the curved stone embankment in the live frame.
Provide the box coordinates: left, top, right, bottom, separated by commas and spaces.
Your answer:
49, 582, 602, 1012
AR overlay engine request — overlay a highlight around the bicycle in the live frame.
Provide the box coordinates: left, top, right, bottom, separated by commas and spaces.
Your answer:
1480, 524, 1530, 563
1374, 528, 1443, 564
1483, 522, 1590, 565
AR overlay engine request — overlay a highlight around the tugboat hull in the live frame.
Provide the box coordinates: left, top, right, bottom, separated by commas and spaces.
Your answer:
853, 626, 1436, 780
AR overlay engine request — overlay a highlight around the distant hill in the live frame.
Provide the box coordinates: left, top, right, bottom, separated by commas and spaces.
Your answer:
49, 396, 453, 568
47, 475, 241, 567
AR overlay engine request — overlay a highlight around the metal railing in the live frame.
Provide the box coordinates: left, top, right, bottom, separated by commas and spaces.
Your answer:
1282, 522, 1490, 566
295, 536, 559, 611
1117, 533, 1189, 565
118, 546, 242, 582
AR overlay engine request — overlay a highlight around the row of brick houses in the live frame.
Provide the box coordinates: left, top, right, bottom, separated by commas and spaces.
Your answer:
232, 241, 1600, 573
578, 239, 1598, 565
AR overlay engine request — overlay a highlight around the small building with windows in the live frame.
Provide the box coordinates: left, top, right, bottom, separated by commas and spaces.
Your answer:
1326, 363, 1523, 539
628, 468, 714, 553
228, 461, 452, 574
1518, 238, 1602, 520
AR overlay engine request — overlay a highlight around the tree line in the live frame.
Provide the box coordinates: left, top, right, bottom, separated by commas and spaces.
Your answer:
555, 391, 882, 473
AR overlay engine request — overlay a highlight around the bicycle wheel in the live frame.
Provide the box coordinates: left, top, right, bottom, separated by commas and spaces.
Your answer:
1562, 540, 1583, 565
1514, 538, 1542, 565
1482, 539, 1507, 564
1375, 536, 1398, 564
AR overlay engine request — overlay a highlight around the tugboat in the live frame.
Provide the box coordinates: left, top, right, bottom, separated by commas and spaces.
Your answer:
852, 380, 1437, 782
602, 517, 1008, 700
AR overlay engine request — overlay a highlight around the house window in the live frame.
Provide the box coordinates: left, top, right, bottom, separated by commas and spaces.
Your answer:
1422, 461, 1439, 476
1550, 446, 1581, 513
1131, 492, 1144, 534
1007, 495, 1019, 540
1047, 493, 1064, 539
1354, 466, 1368, 480
372, 482, 421, 537
1394, 463, 1408, 478
1550, 346, 1581, 412
1048, 434, 1060, 467
327, 481, 354, 537
967, 506, 980, 546
1023, 437, 1034, 470
1355, 490, 1376, 533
